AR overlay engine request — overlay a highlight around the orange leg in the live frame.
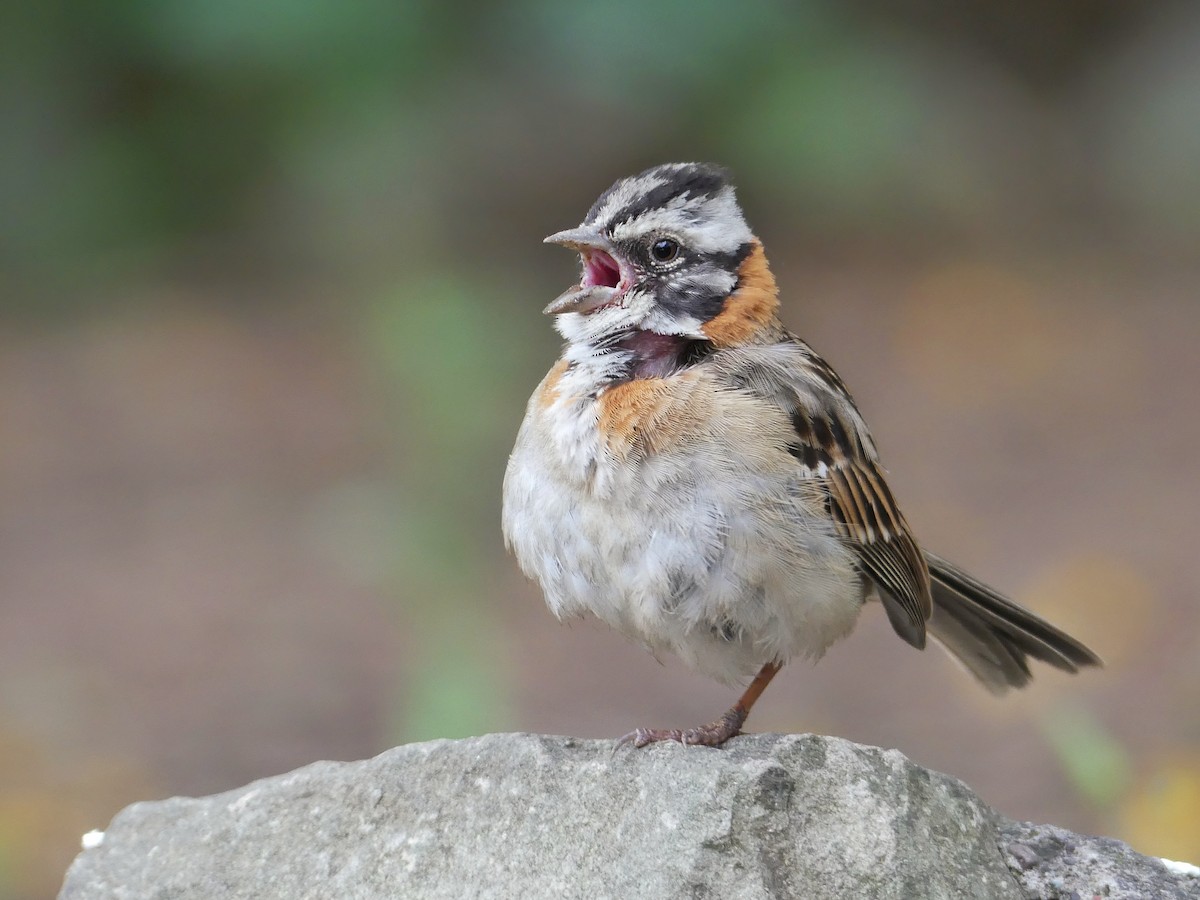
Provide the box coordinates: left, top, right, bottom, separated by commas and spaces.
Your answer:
617, 661, 783, 748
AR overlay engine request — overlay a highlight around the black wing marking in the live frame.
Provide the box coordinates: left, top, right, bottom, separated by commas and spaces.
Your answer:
789, 406, 930, 648
723, 341, 933, 648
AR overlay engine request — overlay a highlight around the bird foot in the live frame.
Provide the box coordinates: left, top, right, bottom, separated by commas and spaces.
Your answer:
616, 707, 747, 749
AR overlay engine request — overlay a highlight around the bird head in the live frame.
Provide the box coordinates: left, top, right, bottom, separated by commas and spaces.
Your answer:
543, 163, 780, 360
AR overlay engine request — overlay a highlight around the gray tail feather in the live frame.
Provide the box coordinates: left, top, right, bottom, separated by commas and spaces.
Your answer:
923, 551, 1102, 694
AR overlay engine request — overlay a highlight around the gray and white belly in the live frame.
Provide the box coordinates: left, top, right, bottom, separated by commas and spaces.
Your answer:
502, 385, 864, 686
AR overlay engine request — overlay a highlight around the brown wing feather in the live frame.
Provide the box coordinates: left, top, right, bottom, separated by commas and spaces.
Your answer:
718, 341, 933, 648
818, 423, 931, 648
712, 340, 1100, 678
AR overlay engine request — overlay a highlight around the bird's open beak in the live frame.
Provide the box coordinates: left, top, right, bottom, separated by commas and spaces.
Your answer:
543, 226, 626, 316
543, 226, 610, 253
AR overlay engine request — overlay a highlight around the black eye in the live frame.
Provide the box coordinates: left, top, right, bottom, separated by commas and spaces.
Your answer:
650, 238, 679, 263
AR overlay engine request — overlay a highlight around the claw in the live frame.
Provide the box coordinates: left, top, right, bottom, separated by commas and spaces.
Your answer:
614, 727, 680, 750
611, 662, 781, 752
613, 717, 742, 750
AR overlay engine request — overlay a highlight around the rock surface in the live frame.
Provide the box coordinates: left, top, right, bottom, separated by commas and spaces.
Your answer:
60, 732, 1198, 900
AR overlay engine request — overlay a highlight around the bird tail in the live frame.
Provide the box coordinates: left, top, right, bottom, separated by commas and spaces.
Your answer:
923, 551, 1102, 694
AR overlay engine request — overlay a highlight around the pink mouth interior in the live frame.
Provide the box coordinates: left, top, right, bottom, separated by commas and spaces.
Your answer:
583, 250, 621, 289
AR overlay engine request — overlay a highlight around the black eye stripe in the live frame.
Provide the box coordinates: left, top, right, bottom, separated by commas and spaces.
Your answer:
647, 240, 756, 324
711, 242, 753, 274
639, 239, 753, 270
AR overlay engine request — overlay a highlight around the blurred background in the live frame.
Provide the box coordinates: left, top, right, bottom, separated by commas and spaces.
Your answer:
3, 0, 1199, 895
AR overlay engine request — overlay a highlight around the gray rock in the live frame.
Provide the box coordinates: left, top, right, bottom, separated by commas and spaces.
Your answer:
1000, 820, 1199, 899
59, 732, 1199, 900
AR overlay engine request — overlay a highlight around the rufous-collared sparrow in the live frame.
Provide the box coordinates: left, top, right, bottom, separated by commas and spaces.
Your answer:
502, 162, 1100, 747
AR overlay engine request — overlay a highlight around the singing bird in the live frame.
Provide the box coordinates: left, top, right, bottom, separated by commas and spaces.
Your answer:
502, 163, 1100, 747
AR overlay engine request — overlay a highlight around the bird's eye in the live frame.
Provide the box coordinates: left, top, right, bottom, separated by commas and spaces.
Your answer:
650, 238, 680, 263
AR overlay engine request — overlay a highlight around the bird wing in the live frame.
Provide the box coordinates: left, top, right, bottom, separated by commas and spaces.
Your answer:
715, 340, 932, 648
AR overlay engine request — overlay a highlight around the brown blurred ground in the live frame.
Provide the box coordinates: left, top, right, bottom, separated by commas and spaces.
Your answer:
2, 2, 1199, 896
